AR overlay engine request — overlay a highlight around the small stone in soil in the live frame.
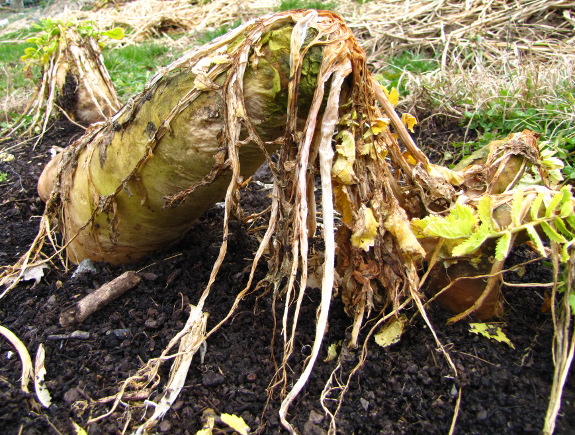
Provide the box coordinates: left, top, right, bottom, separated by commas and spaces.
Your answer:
202, 371, 225, 387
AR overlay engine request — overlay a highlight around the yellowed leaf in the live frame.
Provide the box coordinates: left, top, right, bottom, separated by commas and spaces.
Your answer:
382, 86, 399, 107
370, 117, 390, 135
401, 113, 418, 133
469, 323, 515, 349
72, 421, 88, 435
332, 155, 356, 185
220, 413, 250, 435
351, 206, 378, 251
374, 316, 407, 347
332, 131, 356, 185
333, 184, 354, 226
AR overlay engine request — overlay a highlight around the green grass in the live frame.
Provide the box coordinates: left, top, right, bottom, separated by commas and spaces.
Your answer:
277, 0, 338, 11
391, 55, 575, 181
103, 42, 177, 99
0, 29, 37, 125
195, 19, 243, 45
376, 51, 439, 96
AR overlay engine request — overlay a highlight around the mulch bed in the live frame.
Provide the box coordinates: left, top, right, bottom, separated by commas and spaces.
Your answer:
1, 119, 573, 434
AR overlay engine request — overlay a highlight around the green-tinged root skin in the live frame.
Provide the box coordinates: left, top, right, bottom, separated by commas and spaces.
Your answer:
46, 25, 322, 264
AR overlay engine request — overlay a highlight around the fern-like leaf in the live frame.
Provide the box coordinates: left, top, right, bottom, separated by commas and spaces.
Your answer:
477, 196, 495, 231
511, 189, 523, 227
531, 192, 544, 221
525, 224, 546, 257
495, 231, 512, 261
540, 221, 567, 243
452, 226, 490, 257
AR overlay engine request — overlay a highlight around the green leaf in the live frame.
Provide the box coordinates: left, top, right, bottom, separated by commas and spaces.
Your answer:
511, 189, 523, 226
546, 191, 564, 218
469, 323, 515, 349
540, 221, 567, 243
569, 294, 575, 315
525, 224, 546, 257
324, 340, 342, 362
559, 187, 574, 217
495, 231, 512, 261
531, 192, 544, 221
477, 196, 494, 231
103, 27, 125, 40
422, 203, 477, 239
554, 217, 574, 239
451, 226, 490, 256
566, 215, 575, 232
220, 414, 250, 435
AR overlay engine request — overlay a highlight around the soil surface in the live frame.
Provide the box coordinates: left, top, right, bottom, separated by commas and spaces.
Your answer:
1, 119, 574, 434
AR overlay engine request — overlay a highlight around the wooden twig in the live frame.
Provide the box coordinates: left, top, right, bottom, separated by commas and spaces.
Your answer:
59, 271, 141, 327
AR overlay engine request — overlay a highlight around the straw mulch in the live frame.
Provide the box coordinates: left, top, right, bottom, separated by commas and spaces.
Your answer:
339, 0, 575, 64
4, 0, 574, 66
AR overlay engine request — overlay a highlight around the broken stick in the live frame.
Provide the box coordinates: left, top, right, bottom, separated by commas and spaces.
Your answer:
60, 271, 141, 327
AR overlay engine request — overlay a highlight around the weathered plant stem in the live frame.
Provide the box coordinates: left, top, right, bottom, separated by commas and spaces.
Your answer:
59, 271, 141, 326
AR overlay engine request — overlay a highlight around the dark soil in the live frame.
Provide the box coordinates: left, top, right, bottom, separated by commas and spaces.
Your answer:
0, 119, 573, 434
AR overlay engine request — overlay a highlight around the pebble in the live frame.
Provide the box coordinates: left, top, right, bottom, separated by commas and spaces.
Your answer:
202, 371, 225, 387
71, 259, 97, 279
360, 398, 370, 411
158, 420, 172, 432
113, 329, 130, 338
246, 373, 257, 382
63, 387, 80, 403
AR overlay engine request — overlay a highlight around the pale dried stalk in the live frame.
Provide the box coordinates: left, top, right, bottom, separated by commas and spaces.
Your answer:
543, 248, 575, 434
279, 60, 351, 435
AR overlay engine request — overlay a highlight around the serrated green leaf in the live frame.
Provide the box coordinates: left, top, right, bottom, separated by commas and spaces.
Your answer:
451, 226, 490, 256
220, 414, 250, 435
495, 231, 512, 260
525, 224, 546, 257
531, 192, 544, 221
540, 221, 567, 243
511, 189, 523, 226
477, 196, 494, 231
546, 191, 564, 218
559, 188, 574, 217
554, 217, 574, 239
469, 323, 515, 349
566, 215, 575, 231
422, 203, 477, 239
